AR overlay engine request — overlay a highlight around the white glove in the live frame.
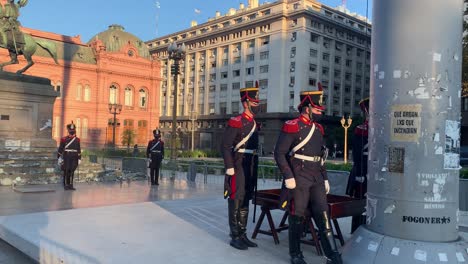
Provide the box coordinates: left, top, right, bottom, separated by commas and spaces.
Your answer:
226, 168, 235, 176
285, 178, 296, 189
147, 158, 152, 163
324, 180, 330, 194
58, 157, 64, 166
78, 159, 81, 165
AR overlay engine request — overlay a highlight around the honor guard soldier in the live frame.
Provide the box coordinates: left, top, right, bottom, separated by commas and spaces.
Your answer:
222, 83, 260, 250
346, 98, 369, 233
57, 121, 81, 191
274, 85, 342, 264
146, 129, 164, 186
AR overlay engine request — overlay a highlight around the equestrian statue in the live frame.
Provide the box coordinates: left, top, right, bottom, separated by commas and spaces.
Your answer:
0, 0, 58, 74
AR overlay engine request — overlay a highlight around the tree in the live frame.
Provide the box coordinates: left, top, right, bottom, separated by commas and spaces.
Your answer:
121, 128, 136, 152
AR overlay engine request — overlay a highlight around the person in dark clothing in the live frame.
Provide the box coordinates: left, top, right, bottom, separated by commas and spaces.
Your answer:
346, 98, 369, 233
274, 85, 342, 264
146, 129, 164, 185
57, 121, 81, 191
221, 83, 260, 250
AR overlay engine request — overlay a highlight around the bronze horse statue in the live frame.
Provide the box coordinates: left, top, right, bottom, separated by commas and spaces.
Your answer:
0, 31, 59, 74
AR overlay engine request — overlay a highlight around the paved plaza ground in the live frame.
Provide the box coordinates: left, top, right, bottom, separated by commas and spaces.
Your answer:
0, 173, 465, 264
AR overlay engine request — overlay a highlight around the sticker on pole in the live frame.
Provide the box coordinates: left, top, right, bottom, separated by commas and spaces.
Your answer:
390, 104, 422, 142
444, 120, 460, 170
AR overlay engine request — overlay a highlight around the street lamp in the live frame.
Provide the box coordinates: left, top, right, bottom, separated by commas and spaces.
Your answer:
167, 41, 186, 160
108, 103, 122, 148
340, 115, 352, 163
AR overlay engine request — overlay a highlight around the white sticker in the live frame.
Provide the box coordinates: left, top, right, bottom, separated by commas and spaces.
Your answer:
433, 133, 440, 142
433, 53, 442, 62
355, 236, 362, 243
414, 250, 427, 261
374, 64, 379, 72
367, 241, 378, 252
456, 252, 466, 262
384, 204, 395, 214
393, 70, 401, 79
379, 71, 385, 79
435, 146, 443, 155
444, 120, 461, 169
391, 247, 400, 256
438, 253, 448, 262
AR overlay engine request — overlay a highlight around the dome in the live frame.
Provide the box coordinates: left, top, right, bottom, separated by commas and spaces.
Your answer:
88, 24, 150, 59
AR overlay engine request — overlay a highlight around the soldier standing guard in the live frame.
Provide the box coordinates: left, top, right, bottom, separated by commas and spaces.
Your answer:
57, 121, 81, 191
146, 129, 164, 186
274, 86, 342, 264
346, 98, 369, 233
222, 83, 260, 250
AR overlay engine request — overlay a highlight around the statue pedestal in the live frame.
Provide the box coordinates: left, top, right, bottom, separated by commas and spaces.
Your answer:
0, 72, 59, 185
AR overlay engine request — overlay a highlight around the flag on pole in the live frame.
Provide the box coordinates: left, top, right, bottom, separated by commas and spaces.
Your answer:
156, 1, 161, 8
194, 8, 201, 14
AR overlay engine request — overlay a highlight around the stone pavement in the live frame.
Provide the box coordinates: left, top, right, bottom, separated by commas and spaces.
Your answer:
0, 175, 465, 264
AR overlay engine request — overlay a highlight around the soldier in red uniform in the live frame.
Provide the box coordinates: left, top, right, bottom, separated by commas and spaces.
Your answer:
346, 98, 369, 233
146, 129, 164, 186
221, 84, 260, 250
274, 86, 342, 264
57, 121, 81, 191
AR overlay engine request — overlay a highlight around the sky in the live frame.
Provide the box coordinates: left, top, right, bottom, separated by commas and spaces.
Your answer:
19, 0, 372, 43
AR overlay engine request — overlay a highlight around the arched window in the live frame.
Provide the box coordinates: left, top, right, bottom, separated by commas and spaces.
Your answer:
109, 85, 118, 104
84, 85, 91, 102
76, 84, 82, 101
139, 89, 147, 108
124, 87, 133, 106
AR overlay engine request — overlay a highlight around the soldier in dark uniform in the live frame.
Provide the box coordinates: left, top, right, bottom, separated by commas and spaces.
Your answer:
146, 129, 164, 186
274, 87, 342, 264
346, 98, 369, 233
57, 121, 81, 191
221, 84, 260, 250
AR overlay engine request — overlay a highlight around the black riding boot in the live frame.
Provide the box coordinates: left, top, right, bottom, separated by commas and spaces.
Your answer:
63, 171, 69, 190
289, 215, 307, 264
228, 199, 247, 250
69, 172, 76, 190
315, 211, 342, 264
239, 202, 258, 247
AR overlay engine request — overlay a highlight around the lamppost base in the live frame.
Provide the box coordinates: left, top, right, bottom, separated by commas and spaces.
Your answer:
342, 226, 468, 263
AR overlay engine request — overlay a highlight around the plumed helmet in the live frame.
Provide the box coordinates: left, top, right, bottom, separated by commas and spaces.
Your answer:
66, 121, 76, 131
153, 129, 161, 137
240, 81, 260, 103
359, 97, 369, 113
297, 82, 325, 112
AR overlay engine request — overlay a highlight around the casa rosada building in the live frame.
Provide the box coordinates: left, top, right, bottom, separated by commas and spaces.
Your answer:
0, 24, 162, 148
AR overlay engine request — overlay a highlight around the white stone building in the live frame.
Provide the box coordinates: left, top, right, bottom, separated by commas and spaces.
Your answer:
146, 0, 371, 153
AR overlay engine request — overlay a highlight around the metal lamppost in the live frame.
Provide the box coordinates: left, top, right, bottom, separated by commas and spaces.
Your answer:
340, 115, 352, 163
187, 92, 197, 152
108, 103, 122, 148
167, 41, 186, 160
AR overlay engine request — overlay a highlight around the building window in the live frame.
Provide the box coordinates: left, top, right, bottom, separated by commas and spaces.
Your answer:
322, 53, 330, 61
309, 64, 317, 72
220, 84, 228, 91
248, 39, 255, 48
291, 32, 297, 42
261, 36, 269, 45
84, 85, 91, 102
260, 51, 269, 60
322, 67, 329, 75
210, 73, 216, 81
260, 65, 269, 73
310, 49, 317, 57
222, 59, 228, 66
335, 56, 341, 64
334, 70, 341, 78
245, 81, 254, 88
232, 102, 240, 114
234, 56, 241, 64
233, 70, 240, 77
291, 47, 296, 58
309, 78, 316, 86
259, 79, 268, 89
310, 33, 319, 43
290, 62, 295, 72
76, 84, 82, 101
346, 59, 352, 67
220, 102, 227, 115
221, 72, 228, 79
124, 87, 133, 106
109, 84, 118, 104
139, 89, 147, 108
323, 38, 331, 49
246, 54, 255, 62
246, 67, 254, 75
232, 82, 240, 89
54, 82, 62, 99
